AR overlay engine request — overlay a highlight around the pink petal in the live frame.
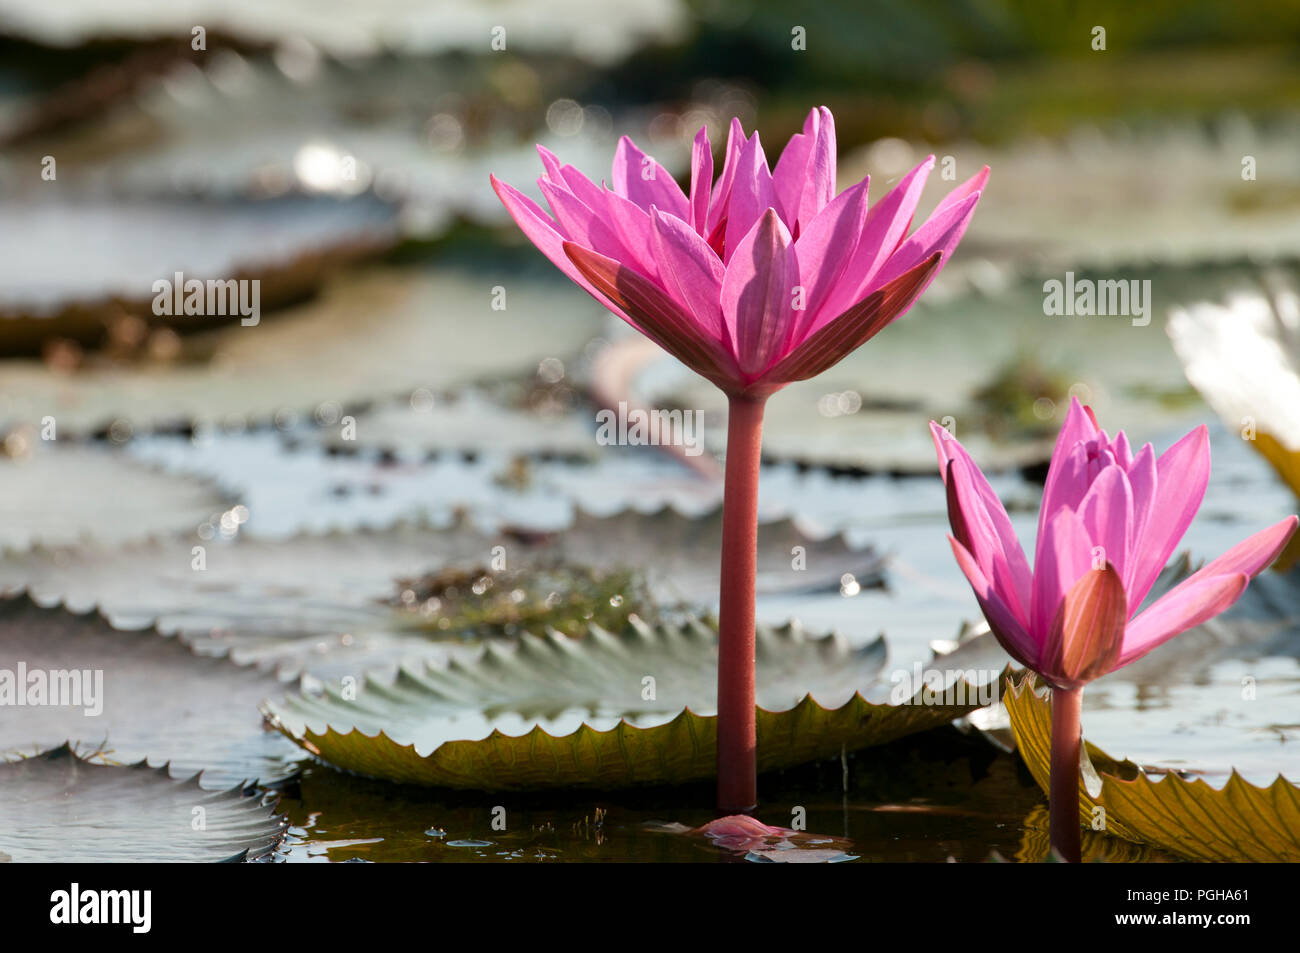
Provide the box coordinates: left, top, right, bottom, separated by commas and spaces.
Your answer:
697, 815, 786, 839
1031, 506, 1093, 638
490, 174, 625, 315
771, 106, 836, 234
1075, 464, 1134, 590
611, 135, 690, 220
723, 132, 777, 264
948, 535, 1040, 671
1198, 515, 1299, 579
1120, 512, 1296, 668
1036, 397, 1101, 547
649, 208, 728, 348
539, 177, 625, 261
811, 155, 935, 333
542, 169, 664, 284
1127, 515, 1299, 655
1117, 573, 1248, 668
1127, 425, 1210, 608
788, 178, 870, 345
564, 241, 741, 390
597, 187, 664, 284
933, 165, 989, 217
688, 125, 713, 235
1123, 443, 1158, 594
770, 129, 810, 229
930, 421, 1033, 626
706, 118, 746, 236
536, 144, 564, 180
801, 106, 837, 223
721, 208, 799, 376
1109, 430, 1134, 469
755, 252, 940, 387
868, 191, 980, 297
694, 815, 792, 850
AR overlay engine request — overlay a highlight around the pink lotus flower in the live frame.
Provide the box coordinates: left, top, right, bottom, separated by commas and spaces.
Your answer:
933, 397, 1297, 862
493, 105, 985, 815
932, 398, 1298, 690
491, 106, 986, 398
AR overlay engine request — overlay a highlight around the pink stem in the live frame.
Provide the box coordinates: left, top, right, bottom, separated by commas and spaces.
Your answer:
1049, 685, 1084, 863
716, 394, 766, 814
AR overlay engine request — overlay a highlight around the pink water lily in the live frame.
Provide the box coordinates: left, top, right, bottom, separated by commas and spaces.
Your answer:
493, 105, 985, 815
932, 397, 1298, 860
491, 106, 986, 398
933, 398, 1297, 689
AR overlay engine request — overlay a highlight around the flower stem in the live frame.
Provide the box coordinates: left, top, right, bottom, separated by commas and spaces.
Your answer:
716, 394, 766, 814
1048, 685, 1084, 863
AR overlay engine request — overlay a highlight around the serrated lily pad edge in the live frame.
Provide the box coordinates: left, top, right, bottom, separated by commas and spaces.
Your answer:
262, 620, 1008, 791
1, 744, 290, 863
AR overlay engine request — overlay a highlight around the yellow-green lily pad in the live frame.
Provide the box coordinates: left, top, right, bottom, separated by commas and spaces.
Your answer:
1004, 672, 1300, 862
264, 616, 1002, 790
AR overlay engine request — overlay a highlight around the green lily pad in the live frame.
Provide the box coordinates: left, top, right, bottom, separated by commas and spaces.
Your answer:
0, 443, 232, 551
0, 506, 882, 679
1004, 672, 1300, 862
902, 125, 1300, 272
263, 616, 999, 790
0, 594, 301, 788
12, 53, 655, 233
0, 265, 605, 438
310, 388, 598, 460
0, 745, 287, 862
0, 194, 398, 352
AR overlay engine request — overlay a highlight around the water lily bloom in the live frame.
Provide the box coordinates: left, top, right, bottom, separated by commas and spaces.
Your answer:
932, 397, 1298, 860
491, 107, 985, 399
493, 106, 986, 813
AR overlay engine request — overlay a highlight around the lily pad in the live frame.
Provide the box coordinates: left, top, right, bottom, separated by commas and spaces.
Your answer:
1004, 672, 1300, 862
0, 265, 605, 437
8, 52, 658, 238
0, 745, 287, 862
125, 429, 735, 544
839, 123, 1300, 274
311, 389, 599, 460
0, 443, 232, 551
263, 615, 998, 790
0, 506, 883, 678
0, 594, 301, 788
0, 193, 399, 350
